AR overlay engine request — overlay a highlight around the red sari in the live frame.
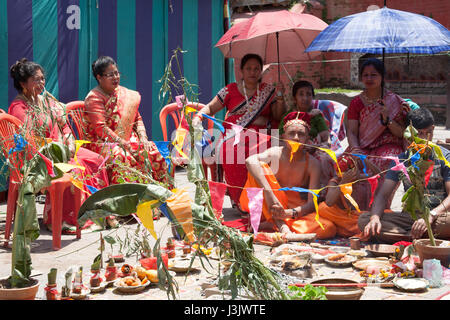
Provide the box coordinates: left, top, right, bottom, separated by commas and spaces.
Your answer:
8, 95, 109, 227
217, 82, 277, 205
83, 86, 169, 185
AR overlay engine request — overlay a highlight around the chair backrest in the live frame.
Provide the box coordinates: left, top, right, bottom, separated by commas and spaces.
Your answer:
159, 102, 214, 142
66, 100, 86, 140
0, 114, 23, 154
0, 114, 25, 181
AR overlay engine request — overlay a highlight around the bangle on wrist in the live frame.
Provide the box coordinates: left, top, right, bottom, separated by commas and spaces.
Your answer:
292, 208, 298, 219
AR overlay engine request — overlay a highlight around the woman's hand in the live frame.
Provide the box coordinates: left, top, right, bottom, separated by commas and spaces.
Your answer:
379, 99, 389, 123
192, 115, 203, 128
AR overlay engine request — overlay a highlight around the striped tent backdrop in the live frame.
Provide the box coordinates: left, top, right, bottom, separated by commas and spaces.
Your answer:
0, 0, 226, 141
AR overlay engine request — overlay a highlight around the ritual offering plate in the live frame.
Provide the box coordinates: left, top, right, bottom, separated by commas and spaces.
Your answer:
168, 258, 201, 273
309, 278, 364, 300
352, 258, 392, 271
364, 244, 396, 257
70, 287, 90, 300
325, 253, 357, 267
393, 277, 429, 292
114, 276, 151, 293
347, 250, 368, 258
89, 282, 106, 293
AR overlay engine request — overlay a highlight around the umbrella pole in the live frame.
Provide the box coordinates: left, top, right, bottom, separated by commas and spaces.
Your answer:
382, 48, 385, 99
276, 32, 281, 84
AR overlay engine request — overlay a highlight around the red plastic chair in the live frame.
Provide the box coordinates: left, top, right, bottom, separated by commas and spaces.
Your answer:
159, 102, 218, 181
0, 114, 82, 250
66, 100, 86, 140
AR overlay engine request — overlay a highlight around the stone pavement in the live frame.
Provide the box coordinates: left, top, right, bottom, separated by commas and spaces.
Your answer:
0, 126, 449, 301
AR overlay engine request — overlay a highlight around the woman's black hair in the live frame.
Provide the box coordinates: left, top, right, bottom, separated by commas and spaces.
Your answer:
360, 58, 385, 86
292, 80, 315, 97
407, 108, 434, 130
92, 56, 117, 82
10, 58, 44, 93
240, 53, 263, 70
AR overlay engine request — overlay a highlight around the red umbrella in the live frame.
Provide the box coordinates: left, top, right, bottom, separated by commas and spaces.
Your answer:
215, 10, 328, 82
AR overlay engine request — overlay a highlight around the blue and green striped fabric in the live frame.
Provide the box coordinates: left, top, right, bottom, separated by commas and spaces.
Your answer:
0, 0, 226, 141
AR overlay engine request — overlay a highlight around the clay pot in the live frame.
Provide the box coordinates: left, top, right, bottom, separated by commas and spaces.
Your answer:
0, 278, 40, 300
413, 239, 450, 268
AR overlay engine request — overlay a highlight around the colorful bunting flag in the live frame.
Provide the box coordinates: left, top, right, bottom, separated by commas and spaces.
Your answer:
246, 188, 263, 235
409, 151, 420, 170
54, 162, 86, 173
279, 187, 325, 230
135, 201, 159, 239
231, 124, 244, 146
165, 188, 195, 242
172, 129, 189, 159
340, 183, 360, 213
367, 174, 380, 206
287, 141, 301, 161
208, 181, 228, 221
74, 140, 90, 165
37, 151, 55, 177
8, 134, 28, 155
351, 154, 368, 176
319, 147, 341, 176
86, 185, 99, 194
387, 156, 410, 182
200, 113, 225, 133
70, 177, 90, 195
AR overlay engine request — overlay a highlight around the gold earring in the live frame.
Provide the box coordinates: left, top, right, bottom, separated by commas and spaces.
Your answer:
23, 87, 28, 95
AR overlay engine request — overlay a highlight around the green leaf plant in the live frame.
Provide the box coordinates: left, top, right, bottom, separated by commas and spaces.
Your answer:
401, 125, 437, 246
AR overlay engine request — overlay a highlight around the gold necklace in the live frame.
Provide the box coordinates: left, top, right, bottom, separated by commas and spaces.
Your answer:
361, 91, 382, 105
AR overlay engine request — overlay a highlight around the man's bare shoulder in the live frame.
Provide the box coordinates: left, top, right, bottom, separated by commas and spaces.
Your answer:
307, 153, 321, 172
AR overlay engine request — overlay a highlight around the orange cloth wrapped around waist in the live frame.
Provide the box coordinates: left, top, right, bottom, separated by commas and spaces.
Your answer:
317, 202, 361, 238
239, 162, 303, 223
239, 162, 336, 239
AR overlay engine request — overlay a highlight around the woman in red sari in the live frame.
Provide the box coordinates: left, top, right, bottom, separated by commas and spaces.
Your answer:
193, 54, 286, 209
83, 56, 169, 186
347, 58, 410, 203
8, 58, 111, 233
347, 58, 409, 170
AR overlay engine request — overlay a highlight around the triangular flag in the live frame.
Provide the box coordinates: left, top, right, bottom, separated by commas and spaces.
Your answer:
135, 201, 158, 239
86, 185, 99, 194
172, 129, 189, 159
185, 106, 198, 114
409, 151, 420, 170
351, 154, 368, 176
37, 151, 55, 177
74, 140, 90, 165
231, 124, 244, 146
166, 188, 195, 242
159, 202, 172, 221
424, 160, 434, 186
367, 174, 380, 207
429, 142, 450, 168
54, 162, 86, 173
175, 95, 186, 109
319, 147, 341, 176
246, 188, 264, 235
311, 188, 325, 230
387, 156, 410, 182
208, 181, 228, 221
201, 113, 225, 133
279, 187, 325, 230
70, 177, 90, 195
287, 141, 301, 161
340, 183, 360, 213
154, 141, 172, 171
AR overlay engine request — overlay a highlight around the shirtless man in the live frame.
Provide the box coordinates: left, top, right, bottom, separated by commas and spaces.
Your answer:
240, 112, 336, 239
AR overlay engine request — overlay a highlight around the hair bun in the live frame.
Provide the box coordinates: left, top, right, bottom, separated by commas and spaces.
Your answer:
10, 58, 29, 77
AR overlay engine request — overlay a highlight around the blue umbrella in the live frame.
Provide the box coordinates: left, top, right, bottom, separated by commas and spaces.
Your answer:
305, 7, 450, 55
